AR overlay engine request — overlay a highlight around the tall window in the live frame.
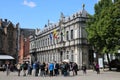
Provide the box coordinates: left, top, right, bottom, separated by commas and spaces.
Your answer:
66, 31, 69, 40
71, 30, 73, 40
67, 51, 69, 59
42, 40, 44, 46
61, 32, 63, 42
46, 39, 47, 46
40, 40, 42, 47
71, 50, 74, 62
39, 40, 40, 48
48, 38, 49, 45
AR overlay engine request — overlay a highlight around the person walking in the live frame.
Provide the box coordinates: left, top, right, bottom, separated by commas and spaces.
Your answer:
95, 62, 100, 74
54, 61, 59, 76
40, 62, 45, 77
82, 64, 87, 74
48, 62, 54, 77
45, 63, 48, 76
35, 61, 40, 77
32, 62, 36, 76
22, 62, 28, 76
72, 62, 78, 76
62, 62, 68, 76
17, 63, 22, 76
27, 62, 32, 75
6, 61, 10, 76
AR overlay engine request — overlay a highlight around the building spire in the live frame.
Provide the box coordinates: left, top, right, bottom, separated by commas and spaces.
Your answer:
60, 12, 65, 21
82, 4, 85, 10
48, 19, 50, 26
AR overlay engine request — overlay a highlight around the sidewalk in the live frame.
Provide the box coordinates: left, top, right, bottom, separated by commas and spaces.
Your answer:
0, 70, 120, 80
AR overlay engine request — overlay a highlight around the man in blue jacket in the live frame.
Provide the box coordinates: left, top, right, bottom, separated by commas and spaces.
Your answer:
48, 62, 54, 76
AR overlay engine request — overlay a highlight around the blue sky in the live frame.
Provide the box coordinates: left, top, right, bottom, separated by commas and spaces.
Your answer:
0, 0, 98, 29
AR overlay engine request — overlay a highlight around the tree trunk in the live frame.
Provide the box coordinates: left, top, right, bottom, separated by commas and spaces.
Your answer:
106, 53, 111, 70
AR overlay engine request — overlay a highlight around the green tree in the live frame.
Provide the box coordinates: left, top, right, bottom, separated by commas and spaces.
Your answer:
86, 0, 120, 70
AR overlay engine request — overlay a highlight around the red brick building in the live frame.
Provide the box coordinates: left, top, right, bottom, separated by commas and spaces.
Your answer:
18, 29, 35, 63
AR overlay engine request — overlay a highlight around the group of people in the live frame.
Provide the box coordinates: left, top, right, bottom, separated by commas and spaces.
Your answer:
1, 61, 100, 77
16, 61, 79, 77
0, 61, 17, 76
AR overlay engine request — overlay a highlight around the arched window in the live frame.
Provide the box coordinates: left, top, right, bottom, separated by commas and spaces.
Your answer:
66, 31, 69, 40
71, 29, 73, 39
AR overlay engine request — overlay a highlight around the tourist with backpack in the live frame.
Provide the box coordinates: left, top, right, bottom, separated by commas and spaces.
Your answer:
22, 62, 28, 76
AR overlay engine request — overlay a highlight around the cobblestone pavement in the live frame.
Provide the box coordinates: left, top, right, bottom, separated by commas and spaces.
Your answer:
0, 70, 120, 80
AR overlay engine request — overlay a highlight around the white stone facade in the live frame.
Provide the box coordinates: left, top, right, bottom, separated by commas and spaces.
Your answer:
30, 6, 89, 67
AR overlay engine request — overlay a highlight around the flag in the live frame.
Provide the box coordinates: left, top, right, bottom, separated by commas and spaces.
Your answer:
53, 29, 57, 38
49, 33, 52, 40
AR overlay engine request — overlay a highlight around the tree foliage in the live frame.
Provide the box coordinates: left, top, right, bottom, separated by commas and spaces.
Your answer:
86, 0, 120, 54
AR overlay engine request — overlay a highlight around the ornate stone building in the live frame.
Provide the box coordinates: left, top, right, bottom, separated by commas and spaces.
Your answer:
30, 5, 91, 67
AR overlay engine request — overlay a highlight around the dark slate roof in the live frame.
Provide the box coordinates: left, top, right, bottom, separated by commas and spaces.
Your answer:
20, 28, 35, 38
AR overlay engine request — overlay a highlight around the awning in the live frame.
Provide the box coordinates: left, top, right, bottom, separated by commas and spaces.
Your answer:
0, 55, 14, 60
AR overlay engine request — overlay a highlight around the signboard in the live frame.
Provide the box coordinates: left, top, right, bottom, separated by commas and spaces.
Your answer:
118, 50, 120, 53
98, 58, 103, 68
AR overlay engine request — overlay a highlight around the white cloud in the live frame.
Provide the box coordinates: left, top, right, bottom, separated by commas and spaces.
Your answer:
23, 0, 36, 8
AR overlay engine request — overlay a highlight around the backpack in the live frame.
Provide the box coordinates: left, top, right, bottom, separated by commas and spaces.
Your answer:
23, 63, 28, 70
